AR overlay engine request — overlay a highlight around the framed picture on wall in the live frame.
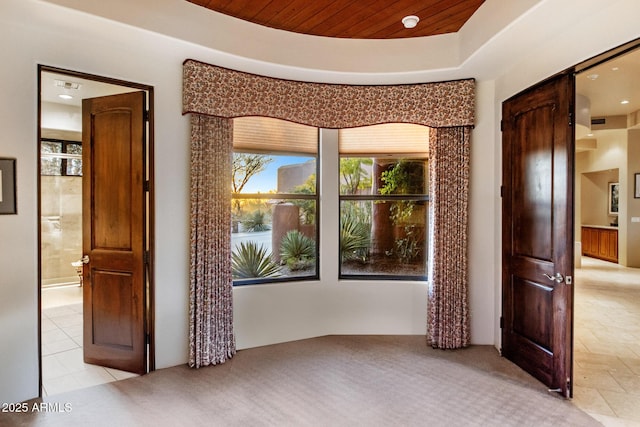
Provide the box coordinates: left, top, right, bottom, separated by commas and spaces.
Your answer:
0, 158, 17, 214
635, 173, 640, 199
609, 182, 619, 215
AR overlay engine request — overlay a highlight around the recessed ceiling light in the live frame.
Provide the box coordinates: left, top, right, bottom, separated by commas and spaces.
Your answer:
612, 67, 620, 71
58, 94, 73, 100
621, 99, 630, 105
586, 73, 599, 80
402, 15, 419, 29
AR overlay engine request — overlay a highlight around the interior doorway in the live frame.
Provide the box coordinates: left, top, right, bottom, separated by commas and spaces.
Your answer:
571, 45, 640, 423
38, 66, 154, 397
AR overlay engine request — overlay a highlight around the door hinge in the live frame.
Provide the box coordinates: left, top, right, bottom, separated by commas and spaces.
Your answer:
144, 110, 150, 122
143, 180, 150, 192
500, 120, 504, 132
500, 185, 505, 198
499, 316, 504, 329
569, 109, 574, 127
143, 251, 150, 265
145, 333, 150, 345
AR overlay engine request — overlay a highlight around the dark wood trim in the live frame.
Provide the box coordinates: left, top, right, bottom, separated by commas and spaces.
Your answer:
36, 64, 44, 399
39, 65, 153, 92
574, 37, 640, 75
147, 88, 156, 372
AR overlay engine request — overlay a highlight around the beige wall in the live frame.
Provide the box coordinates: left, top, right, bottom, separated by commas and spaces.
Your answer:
580, 169, 619, 227
575, 130, 627, 265
626, 129, 640, 266
575, 127, 640, 267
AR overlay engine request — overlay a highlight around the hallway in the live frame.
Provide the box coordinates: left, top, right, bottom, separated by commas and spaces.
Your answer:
573, 256, 640, 425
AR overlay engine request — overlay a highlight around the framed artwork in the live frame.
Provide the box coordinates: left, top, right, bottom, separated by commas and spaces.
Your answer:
0, 158, 17, 214
608, 182, 619, 215
635, 173, 640, 199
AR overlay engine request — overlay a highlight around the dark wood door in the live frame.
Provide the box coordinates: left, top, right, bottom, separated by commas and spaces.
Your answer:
502, 74, 574, 397
82, 91, 147, 374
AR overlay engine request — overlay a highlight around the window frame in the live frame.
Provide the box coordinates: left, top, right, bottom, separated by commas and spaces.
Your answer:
231, 133, 321, 287
338, 156, 429, 281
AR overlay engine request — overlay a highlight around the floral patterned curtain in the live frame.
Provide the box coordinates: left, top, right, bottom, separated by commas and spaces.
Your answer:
427, 126, 471, 349
189, 114, 236, 367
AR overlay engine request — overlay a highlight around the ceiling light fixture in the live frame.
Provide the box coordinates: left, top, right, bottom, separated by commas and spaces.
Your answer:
54, 79, 81, 101
54, 79, 81, 90
402, 15, 419, 29
621, 99, 630, 105
586, 73, 599, 80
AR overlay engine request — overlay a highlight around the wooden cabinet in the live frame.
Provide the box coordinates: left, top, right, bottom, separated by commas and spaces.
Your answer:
581, 226, 618, 263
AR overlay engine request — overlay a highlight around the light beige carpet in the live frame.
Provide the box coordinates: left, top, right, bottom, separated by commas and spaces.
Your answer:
6, 336, 600, 426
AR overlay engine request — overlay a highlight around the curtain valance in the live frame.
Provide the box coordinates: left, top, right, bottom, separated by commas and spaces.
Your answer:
183, 59, 475, 129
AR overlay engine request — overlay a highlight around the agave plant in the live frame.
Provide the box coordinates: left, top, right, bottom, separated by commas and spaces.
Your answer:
232, 241, 281, 279
280, 230, 316, 271
241, 210, 271, 232
340, 214, 370, 262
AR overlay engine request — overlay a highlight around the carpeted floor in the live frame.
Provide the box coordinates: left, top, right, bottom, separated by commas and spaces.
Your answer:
5, 336, 600, 426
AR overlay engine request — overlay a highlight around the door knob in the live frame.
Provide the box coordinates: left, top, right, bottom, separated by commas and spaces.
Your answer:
81, 255, 90, 264
543, 272, 564, 283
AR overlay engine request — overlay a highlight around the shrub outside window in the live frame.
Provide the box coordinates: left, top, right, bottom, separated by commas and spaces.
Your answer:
231, 117, 319, 285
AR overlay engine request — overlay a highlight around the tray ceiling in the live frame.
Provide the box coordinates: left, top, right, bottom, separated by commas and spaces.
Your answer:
186, 0, 485, 39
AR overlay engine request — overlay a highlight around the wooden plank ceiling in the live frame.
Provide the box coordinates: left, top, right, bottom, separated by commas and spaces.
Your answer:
186, 0, 485, 39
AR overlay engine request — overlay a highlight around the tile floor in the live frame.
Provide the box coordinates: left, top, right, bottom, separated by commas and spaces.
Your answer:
41, 285, 138, 397
572, 256, 640, 427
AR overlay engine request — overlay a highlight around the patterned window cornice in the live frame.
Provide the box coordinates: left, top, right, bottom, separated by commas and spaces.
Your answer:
183, 59, 475, 129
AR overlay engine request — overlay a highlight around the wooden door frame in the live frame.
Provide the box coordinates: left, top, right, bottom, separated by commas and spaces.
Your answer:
500, 37, 640, 396
36, 65, 155, 396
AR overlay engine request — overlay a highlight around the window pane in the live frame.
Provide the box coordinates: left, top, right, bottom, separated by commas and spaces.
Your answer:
41, 141, 62, 176
339, 155, 428, 280
66, 143, 82, 176
42, 141, 62, 154
340, 199, 428, 278
340, 158, 428, 196
231, 117, 319, 285
339, 157, 373, 195
233, 153, 316, 195
231, 199, 317, 282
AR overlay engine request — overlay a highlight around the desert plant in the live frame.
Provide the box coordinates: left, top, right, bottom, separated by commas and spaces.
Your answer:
340, 213, 370, 262
379, 160, 426, 225
387, 225, 422, 264
280, 230, 316, 271
291, 174, 317, 225
241, 210, 271, 232
232, 241, 281, 279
